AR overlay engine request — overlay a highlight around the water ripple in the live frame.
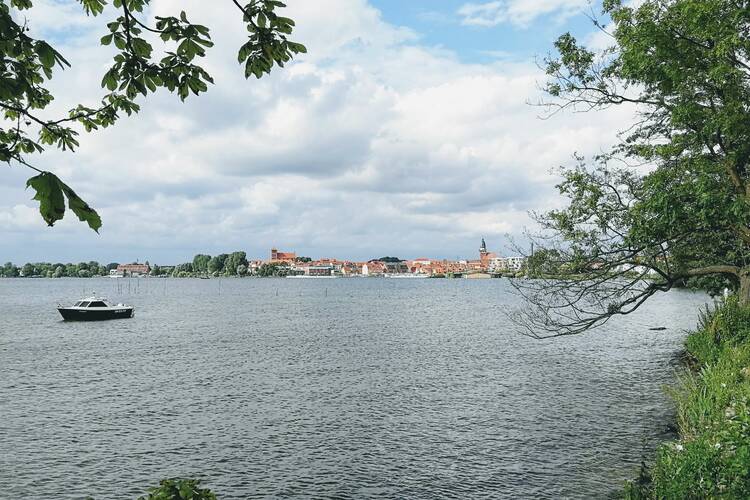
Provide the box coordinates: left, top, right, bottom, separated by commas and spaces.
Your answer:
0, 278, 708, 499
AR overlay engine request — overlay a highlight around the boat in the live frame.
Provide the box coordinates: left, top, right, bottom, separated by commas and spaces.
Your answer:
57, 295, 134, 321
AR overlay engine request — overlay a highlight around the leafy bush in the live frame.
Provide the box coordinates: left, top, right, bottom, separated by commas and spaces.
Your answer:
137, 478, 216, 500
686, 298, 750, 366
625, 298, 750, 498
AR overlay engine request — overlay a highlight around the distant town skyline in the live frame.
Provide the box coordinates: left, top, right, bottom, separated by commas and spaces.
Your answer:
1, 237, 527, 266
3, 239, 527, 278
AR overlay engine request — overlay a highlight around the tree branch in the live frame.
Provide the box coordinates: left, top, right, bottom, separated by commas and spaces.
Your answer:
686, 265, 741, 277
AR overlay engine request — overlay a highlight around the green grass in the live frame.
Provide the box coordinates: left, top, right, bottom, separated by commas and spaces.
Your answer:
625, 297, 750, 499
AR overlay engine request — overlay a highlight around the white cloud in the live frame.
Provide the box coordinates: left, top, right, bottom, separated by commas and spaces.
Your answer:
0, 0, 630, 263
458, 0, 589, 28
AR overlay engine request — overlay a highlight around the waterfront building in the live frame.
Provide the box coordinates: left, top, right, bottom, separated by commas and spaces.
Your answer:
313, 259, 344, 273
341, 262, 363, 276
467, 260, 484, 271
308, 265, 334, 277
488, 258, 504, 273
443, 260, 469, 274
505, 256, 526, 272
408, 258, 436, 275
286, 266, 305, 277
116, 263, 150, 277
383, 261, 409, 274
410, 260, 446, 275
362, 261, 386, 276
489, 256, 526, 273
430, 261, 447, 275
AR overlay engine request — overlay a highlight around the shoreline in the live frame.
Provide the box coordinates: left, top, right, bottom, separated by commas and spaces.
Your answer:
625, 297, 750, 498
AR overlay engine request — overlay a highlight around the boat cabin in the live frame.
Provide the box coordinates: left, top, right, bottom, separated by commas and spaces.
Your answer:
73, 300, 110, 308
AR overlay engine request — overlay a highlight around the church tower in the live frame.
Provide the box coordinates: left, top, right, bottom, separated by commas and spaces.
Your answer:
479, 238, 491, 270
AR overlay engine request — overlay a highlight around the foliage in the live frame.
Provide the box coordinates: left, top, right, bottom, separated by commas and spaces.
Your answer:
224, 251, 247, 276
171, 262, 194, 277
1, 0, 305, 230
685, 298, 750, 366
514, 0, 750, 336
21, 262, 34, 277
2, 260, 109, 277
376, 256, 402, 263
208, 254, 228, 275
257, 262, 288, 277
137, 478, 216, 500
2, 262, 19, 277
625, 297, 750, 498
525, 248, 563, 278
192, 254, 211, 274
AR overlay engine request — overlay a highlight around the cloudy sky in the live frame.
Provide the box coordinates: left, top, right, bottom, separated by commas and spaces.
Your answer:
1, 0, 630, 265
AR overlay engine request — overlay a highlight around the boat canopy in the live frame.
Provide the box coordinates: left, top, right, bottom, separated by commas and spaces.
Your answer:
73, 297, 111, 308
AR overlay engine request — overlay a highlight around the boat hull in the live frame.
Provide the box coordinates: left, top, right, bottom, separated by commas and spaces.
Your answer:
58, 307, 134, 321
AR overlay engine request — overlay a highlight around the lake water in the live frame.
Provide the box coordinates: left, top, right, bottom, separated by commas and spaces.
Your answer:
0, 277, 709, 499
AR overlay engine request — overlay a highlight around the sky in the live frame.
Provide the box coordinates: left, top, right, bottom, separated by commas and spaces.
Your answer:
0, 0, 631, 265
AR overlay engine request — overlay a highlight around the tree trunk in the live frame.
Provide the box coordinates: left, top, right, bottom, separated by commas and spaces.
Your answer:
740, 271, 750, 306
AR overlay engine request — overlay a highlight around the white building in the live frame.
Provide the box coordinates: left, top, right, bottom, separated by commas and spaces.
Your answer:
489, 256, 526, 273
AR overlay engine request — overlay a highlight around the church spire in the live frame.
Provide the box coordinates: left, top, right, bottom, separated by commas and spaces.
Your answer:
480, 237, 487, 253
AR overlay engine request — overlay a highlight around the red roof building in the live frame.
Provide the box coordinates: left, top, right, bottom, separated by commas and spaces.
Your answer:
116, 263, 151, 276
362, 261, 386, 276
270, 248, 297, 263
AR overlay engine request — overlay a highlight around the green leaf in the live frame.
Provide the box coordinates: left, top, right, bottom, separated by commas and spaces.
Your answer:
60, 182, 102, 233
26, 172, 102, 232
287, 42, 307, 54
35, 41, 56, 69
26, 172, 66, 227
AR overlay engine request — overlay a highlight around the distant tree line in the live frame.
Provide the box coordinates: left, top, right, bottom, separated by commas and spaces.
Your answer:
172, 252, 295, 278
4, 251, 314, 279
1, 261, 118, 278
161, 252, 252, 278
186, 251, 249, 277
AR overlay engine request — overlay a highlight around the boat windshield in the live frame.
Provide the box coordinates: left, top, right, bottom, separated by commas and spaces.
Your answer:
88, 301, 107, 308
74, 301, 83, 307
79, 301, 91, 308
